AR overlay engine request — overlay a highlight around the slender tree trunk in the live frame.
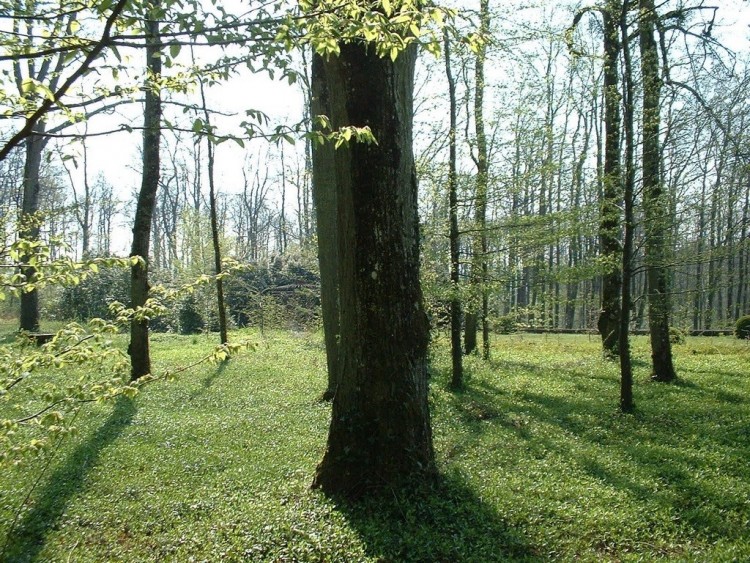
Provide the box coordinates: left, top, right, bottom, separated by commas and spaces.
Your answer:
693, 174, 707, 330
198, 71, 228, 345
619, 3, 635, 412
444, 30, 463, 389
598, 0, 623, 357
129, 7, 161, 380
639, 0, 676, 382
19, 125, 46, 332
465, 0, 490, 358
738, 183, 749, 317
279, 142, 288, 254
311, 42, 434, 498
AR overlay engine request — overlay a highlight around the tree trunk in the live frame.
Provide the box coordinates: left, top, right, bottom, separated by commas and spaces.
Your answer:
619, 3, 635, 412
198, 73, 228, 345
598, 0, 623, 357
639, 0, 676, 382
129, 8, 161, 380
311, 42, 435, 498
444, 30, 463, 389
310, 53, 341, 401
465, 0, 491, 358
19, 125, 46, 332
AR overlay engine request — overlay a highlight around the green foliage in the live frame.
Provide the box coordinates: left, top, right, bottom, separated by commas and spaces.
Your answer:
223, 255, 320, 331
56, 263, 131, 321
1, 332, 749, 560
0, 318, 135, 466
492, 314, 518, 334
177, 294, 204, 335
0, 232, 252, 469
735, 315, 750, 339
669, 326, 687, 345
284, 0, 450, 60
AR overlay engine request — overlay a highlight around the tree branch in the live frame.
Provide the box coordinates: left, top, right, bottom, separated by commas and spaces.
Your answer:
0, 0, 130, 162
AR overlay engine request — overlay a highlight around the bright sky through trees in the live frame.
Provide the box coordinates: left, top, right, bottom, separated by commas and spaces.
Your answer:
3, 0, 749, 255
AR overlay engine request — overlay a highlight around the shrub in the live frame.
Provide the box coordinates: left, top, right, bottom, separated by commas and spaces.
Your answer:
493, 314, 518, 334
223, 256, 320, 331
669, 326, 687, 345
178, 294, 204, 334
56, 264, 130, 321
735, 315, 750, 340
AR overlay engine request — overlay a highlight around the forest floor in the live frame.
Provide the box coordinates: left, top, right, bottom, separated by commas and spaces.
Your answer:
1, 328, 749, 562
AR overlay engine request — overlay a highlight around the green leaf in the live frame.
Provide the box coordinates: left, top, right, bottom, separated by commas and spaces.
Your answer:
20, 78, 36, 94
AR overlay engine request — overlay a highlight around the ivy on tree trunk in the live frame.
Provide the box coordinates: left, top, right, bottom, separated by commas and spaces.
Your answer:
598, 0, 624, 358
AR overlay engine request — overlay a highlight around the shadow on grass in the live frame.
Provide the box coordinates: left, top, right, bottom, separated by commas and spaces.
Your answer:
1, 397, 136, 563
490, 384, 749, 540
334, 473, 539, 562
191, 359, 229, 398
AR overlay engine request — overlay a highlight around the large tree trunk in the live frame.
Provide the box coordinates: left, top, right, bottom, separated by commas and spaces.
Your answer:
129, 8, 161, 380
311, 42, 435, 498
639, 0, 676, 382
310, 53, 341, 401
598, 0, 623, 357
19, 125, 46, 332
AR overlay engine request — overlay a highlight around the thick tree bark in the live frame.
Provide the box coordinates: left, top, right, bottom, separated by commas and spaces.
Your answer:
19, 125, 46, 332
129, 9, 161, 380
310, 53, 341, 401
639, 0, 676, 382
598, 0, 623, 357
311, 42, 435, 498
444, 30, 463, 389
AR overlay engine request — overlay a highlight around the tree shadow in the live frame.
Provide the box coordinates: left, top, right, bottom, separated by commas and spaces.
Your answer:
190, 360, 229, 399
1, 397, 137, 563
332, 473, 540, 562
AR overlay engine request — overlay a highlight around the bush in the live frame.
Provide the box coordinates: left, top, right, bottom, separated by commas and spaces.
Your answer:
735, 315, 750, 340
493, 314, 518, 334
223, 256, 320, 331
669, 326, 687, 345
56, 264, 130, 321
178, 294, 204, 334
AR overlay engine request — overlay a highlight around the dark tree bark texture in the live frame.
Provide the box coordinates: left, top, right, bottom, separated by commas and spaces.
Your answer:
465, 0, 490, 359
129, 11, 161, 381
444, 30, 463, 389
619, 5, 636, 413
311, 53, 341, 401
19, 126, 46, 333
311, 42, 435, 498
598, 0, 623, 357
639, 0, 676, 382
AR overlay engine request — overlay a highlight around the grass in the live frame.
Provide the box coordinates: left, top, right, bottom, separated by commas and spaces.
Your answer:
1, 328, 749, 561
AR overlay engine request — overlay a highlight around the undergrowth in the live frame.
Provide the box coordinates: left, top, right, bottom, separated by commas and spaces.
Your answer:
1, 329, 748, 561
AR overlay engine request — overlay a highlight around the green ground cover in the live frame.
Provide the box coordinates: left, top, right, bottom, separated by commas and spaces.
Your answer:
1, 329, 749, 561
